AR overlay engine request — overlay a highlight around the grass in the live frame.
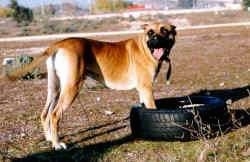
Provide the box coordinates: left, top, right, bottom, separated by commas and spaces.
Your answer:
0, 85, 249, 162
6, 128, 249, 161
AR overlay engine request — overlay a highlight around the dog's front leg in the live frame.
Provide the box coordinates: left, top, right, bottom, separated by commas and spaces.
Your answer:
137, 85, 156, 109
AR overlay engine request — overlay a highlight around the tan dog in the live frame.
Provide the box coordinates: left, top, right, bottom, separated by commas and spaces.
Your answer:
4, 22, 176, 149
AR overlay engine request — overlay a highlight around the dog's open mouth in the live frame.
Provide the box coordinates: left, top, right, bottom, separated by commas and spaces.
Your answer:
152, 48, 165, 60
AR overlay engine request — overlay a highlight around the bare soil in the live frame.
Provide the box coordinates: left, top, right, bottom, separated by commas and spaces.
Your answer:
0, 25, 249, 161
1, 10, 250, 38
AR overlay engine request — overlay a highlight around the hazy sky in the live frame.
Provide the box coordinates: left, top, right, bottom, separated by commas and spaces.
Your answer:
0, 0, 90, 8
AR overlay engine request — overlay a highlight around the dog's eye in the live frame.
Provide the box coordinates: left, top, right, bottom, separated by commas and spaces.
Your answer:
147, 29, 154, 37
160, 27, 169, 35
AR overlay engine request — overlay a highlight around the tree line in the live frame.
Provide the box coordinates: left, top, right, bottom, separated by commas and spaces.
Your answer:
0, 0, 249, 26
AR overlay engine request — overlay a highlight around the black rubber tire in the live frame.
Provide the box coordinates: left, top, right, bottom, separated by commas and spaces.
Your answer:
130, 96, 231, 140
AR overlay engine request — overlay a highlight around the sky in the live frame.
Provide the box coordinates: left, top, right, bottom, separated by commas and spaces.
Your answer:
0, 0, 90, 8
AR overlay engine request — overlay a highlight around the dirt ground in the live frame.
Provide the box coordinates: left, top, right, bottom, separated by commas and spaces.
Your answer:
0, 26, 249, 161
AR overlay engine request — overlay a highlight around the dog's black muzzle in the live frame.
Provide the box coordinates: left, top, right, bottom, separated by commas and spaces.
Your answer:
147, 34, 175, 59
147, 34, 175, 81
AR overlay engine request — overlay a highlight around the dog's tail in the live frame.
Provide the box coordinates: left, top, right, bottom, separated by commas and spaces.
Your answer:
1, 47, 56, 81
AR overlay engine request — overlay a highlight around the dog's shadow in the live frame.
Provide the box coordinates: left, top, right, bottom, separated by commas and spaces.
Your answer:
11, 119, 133, 162
11, 85, 250, 162
190, 85, 250, 127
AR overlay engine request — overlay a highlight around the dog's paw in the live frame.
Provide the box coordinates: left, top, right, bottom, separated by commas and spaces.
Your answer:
53, 142, 67, 150
44, 132, 52, 142
166, 80, 171, 85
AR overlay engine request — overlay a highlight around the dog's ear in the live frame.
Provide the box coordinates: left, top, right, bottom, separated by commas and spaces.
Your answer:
170, 25, 176, 30
141, 24, 149, 31
170, 25, 177, 35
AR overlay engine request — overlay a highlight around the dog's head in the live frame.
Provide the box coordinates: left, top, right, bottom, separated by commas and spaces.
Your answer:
142, 22, 177, 81
142, 22, 176, 61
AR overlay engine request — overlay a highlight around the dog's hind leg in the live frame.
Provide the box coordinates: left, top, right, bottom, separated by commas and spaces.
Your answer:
50, 82, 82, 149
41, 56, 60, 142
49, 49, 84, 150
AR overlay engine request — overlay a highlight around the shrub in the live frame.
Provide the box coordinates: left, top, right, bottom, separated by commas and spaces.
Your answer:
0, 7, 12, 17
3, 55, 42, 80
242, 0, 250, 10
92, 0, 131, 13
9, 0, 33, 25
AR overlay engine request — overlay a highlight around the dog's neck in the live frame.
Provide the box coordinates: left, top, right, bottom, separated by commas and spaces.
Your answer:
136, 35, 158, 63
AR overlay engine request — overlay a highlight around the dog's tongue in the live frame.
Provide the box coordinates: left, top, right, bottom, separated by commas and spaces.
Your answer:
153, 48, 164, 60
